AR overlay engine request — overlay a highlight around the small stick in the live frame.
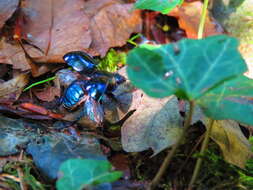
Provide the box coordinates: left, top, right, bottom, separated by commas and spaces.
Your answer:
188, 119, 215, 189
17, 167, 28, 190
0, 174, 21, 182
176, 134, 205, 176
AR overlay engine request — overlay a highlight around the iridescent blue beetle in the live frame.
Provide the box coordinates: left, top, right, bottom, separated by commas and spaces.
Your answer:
61, 79, 108, 124
61, 80, 88, 110
62, 78, 123, 108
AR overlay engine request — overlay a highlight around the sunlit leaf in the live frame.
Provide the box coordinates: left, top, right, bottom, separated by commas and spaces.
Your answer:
127, 35, 247, 100
198, 75, 253, 125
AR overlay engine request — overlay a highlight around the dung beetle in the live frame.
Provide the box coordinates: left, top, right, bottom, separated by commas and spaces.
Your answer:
62, 78, 122, 110
61, 79, 107, 124
61, 80, 88, 110
85, 80, 107, 101
61, 51, 126, 125
63, 51, 97, 73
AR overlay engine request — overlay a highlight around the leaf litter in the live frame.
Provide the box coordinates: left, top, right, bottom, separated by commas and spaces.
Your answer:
0, 0, 252, 189
0, 0, 142, 73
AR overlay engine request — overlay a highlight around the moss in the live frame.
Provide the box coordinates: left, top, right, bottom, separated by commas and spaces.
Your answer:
97, 49, 126, 72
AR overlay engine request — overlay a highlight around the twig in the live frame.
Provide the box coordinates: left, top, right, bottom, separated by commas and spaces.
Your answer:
149, 101, 195, 190
0, 174, 21, 182
17, 150, 28, 190
17, 167, 28, 190
175, 133, 205, 176
188, 119, 214, 189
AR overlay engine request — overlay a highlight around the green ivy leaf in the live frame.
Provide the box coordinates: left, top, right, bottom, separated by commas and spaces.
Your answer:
56, 159, 122, 190
134, 0, 183, 14
198, 75, 253, 125
127, 35, 247, 100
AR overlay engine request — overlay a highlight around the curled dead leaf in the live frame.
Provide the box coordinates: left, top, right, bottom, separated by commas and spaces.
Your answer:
33, 85, 61, 102
169, 2, 223, 38
207, 119, 252, 168
0, 73, 29, 101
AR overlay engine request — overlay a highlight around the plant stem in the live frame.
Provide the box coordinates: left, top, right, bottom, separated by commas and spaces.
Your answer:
197, 0, 209, 39
149, 101, 195, 190
187, 0, 210, 189
188, 119, 215, 189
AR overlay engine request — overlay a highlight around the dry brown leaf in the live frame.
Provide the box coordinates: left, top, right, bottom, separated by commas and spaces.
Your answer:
23, 0, 92, 55
0, 0, 142, 74
0, 73, 29, 101
33, 85, 61, 102
85, 1, 142, 56
0, 37, 44, 71
0, 0, 19, 29
169, 2, 223, 38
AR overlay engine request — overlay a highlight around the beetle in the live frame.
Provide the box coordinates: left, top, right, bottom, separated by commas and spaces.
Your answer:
61, 51, 126, 125
62, 77, 123, 109
63, 51, 97, 73
61, 80, 89, 110
61, 79, 108, 124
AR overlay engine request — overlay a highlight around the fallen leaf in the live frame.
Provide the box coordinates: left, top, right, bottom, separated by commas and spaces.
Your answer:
186, 99, 252, 168
33, 85, 61, 102
0, 73, 29, 101
0, 37, 44, 71
85, 1, 142, 56
169, 2, 223, 38
0, 0, 142, 74
121, 95, 183, 155
208, 120, 252, 168
0, 0, 19, 29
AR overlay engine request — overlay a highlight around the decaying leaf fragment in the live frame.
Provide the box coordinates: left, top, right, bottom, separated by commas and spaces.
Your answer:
189, 103, 252, 168
0, 73, 29, 101
207, 119, 252, 168
0, 0, 19, 29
